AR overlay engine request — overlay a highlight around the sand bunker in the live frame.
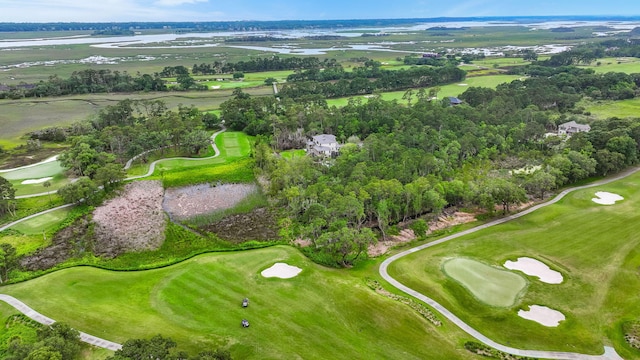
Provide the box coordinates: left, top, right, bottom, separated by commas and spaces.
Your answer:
261, 263, 302, 279
21, 177, 53, 184
211, 85, 221, 89
592, 191, 624, 205
518, 305, 565, 327
457, 83, 468, 86
504, 257, 563, 284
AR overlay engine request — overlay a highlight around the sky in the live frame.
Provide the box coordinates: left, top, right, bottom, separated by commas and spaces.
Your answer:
1, 0, 640, 23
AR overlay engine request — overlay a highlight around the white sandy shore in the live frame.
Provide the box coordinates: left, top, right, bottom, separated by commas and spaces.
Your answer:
518, 305, 565, 327
592, 192, 624, 205
504, 257, 563, 284
261, 263, 302, 279
21, 177, 53, 185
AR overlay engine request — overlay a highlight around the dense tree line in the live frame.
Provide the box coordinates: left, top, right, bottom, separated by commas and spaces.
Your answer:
243, 65, 640, 266
0, 69, 166, 99
53, 100, 216, 202
279, 64, 466, 99
508, 65, 640, 101
107, 335, 231, 360
4, 322, 83, 360
191, 56, 338, 75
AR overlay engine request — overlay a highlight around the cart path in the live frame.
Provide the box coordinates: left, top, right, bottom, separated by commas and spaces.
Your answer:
0, 294, 122, 351
125, 126, 225, 181
0, 156, 60, 173
13, 126, 225, 199
380, 166, 640, 360
2, 127, 227, 230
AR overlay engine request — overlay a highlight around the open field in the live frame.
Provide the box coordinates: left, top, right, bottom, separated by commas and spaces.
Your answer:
326, 74, 521, 107
442, 258, 527, 307
583, 98, 640, 119
1, 246, 472, 359
582, 57, 640, 74
388, 171, 640, 358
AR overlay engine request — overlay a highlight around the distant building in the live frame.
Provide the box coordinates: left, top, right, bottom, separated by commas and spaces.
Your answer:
558, 121, 591, 136
307, 134, 341, 158
448, 97, 463, 106
422, 52, 441, 58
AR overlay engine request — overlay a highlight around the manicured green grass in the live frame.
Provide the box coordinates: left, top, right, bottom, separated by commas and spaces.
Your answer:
0, 159, 69, 196
0, 195, 65, 228
9, 207, 71, 235
583, 98, 640, 119
442, 258, 527, 307
389, 171, 640, 358
0, 231, 48, 256
160, 158, 255, 188
220, 131, 251, 158
0, 160, 63, 180
1, 246, 470, 359
582, 57, 640, 74
126, 131, 252, 178
279, 149, 306, 159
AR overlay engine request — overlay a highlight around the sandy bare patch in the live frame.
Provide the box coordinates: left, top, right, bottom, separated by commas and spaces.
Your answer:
429, 211, 477, 232
368, 212, 478, 257
163, 183, 257, 220
504, 257, 563, 284
457, 83, 468, 86
261, 263, 302, 279
211, 85, 221, 89
518, 305, 565, 327
21, 177, 53, 184
592, 191, 624, 205
368, 229, 415, 257
92, 180, 165, 255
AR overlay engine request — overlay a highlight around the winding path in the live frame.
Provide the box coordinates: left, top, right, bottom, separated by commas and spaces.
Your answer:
0, 294, 122, 351
0, 128, 229, 350
2, 127, 226, 229
380, 167, 640, 360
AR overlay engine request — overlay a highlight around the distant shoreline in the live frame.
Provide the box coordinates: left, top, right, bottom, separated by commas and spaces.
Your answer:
1, 15, 640, 32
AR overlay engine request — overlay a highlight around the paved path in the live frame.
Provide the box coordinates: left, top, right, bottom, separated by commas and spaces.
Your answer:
0, 204, 74, 232
3, 127, 226, 229
0, 156, 59, 173
0, 294, 122, 351
380, 167, 640, 360
125, 126, 225, 181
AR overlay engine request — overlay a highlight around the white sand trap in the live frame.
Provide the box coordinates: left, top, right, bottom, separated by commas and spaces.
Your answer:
21, 177, 53, 185
518, 305, 565, 327
592, 192, 624, 205
504, 257, 563, 284
211, 85, 221, 89
261, 263, 302, 279
457, 83, 468, 86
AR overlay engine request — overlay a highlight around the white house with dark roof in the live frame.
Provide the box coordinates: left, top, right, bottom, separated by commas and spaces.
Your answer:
558, 121, 591, 136
307, 134, 341, 157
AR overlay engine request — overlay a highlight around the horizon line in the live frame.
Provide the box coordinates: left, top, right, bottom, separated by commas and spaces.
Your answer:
2, 14, 640, 25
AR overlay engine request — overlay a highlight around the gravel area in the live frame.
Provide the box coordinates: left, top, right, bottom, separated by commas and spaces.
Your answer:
92, 180, 165, 255
163, 183, 258, 220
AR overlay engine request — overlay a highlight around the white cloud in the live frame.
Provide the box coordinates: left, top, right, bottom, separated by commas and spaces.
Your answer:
154, 0, 208, 7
